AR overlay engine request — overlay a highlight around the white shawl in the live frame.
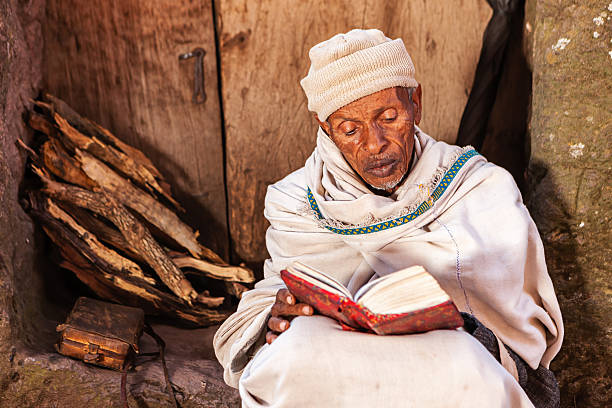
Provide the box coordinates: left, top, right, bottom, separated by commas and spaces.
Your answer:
214, 127, 563, 388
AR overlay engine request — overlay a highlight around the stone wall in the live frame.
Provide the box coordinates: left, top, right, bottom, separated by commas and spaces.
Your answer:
527, 1, 612, 407
0, 0, 45, 387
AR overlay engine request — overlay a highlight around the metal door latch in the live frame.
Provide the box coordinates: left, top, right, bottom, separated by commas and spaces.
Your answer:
179, 47, 206, 104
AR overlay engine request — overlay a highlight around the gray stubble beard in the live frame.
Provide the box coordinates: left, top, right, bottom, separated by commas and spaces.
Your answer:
368, 167, 408, 192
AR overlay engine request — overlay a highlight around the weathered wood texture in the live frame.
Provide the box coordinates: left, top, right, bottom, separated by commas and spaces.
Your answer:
526, 1, 612, 407
216, 0, 491, 263
43, 0, 229, 259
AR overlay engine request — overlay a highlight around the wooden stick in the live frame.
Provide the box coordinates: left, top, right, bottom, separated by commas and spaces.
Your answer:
30, 99, 55, 117
29, 192, 155, 286
90, 120, 163, 180
27, 111, 56, 137
54, 245, 123, 303
41, 93, 163, 180
192, 242, 226, 265
16, 138, 40, 161
61, 203, 149, 265
224, 281, 249, 299
41, 138, 98, 190
31, 97, 181, 211
74, 149, 206, 258
40, 224, 162, 304
172, 255, 255, 283
196, 293, 225, 308
52, 113, 183, 211
36, 172, 199, 304
43, 225, 229, 326
31, 100, 226, 266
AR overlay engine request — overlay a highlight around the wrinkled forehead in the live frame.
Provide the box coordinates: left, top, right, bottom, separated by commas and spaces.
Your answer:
327, 87, 412, 122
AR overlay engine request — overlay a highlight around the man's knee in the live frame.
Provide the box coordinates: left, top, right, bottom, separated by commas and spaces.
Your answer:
240, 316, 329, 400
266, 316, 324, 374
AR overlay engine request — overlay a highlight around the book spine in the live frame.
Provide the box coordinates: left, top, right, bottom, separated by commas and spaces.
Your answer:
280, 270, 360, 329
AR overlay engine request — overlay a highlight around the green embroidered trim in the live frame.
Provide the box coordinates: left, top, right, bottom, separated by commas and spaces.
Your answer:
307, 149, 480, 235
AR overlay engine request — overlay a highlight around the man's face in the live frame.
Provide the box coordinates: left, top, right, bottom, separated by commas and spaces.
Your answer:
318, 86, 422, 194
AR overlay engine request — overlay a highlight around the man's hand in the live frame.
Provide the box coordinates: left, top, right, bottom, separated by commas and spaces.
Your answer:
266, 289, 313, 344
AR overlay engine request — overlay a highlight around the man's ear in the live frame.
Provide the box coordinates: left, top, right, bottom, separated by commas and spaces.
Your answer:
412, 84, 422, 125
314, 114, 331, 136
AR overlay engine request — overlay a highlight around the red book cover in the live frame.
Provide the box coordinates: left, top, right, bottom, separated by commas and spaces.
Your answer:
280, 268, 464, 335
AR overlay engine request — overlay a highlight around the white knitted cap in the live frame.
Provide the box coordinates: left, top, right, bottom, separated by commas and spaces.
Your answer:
300, 28, 418, 121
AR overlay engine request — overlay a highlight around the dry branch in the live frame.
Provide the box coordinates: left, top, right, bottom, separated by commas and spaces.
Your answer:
172, 255, 255, 283
23, 93, 248, 326
41, 221, 160, 303
36, 170, 199, 304
41, 138, 98, 189
29, 101, 229, 266
195, 293, 225, 308
58, 258, 122, 302
41, 93, 164, 181
53, 113, 183, 211
16, 138, 40, 161
32, 96, 182, 211
64, 204, 148, 265
29, 192, 155, 286
27, 111, 56, 136
224, 281, 249, 299
74, 149, 206, 259
43, 224, 229, 325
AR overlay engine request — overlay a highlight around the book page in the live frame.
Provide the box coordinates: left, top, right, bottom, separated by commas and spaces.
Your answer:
288, 262, 352, 299
354, 265, 426, 302
355, 266, 451, 314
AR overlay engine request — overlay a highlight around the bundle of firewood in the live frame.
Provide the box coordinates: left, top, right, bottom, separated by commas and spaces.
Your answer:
20, 94, 255, 326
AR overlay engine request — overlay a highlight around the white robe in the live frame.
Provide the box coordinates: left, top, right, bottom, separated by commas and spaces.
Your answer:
213, 128, 563, 407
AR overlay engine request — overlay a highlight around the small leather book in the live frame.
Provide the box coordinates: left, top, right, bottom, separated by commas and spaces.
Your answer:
280, 262, 464, 335
56, 297, 145, 371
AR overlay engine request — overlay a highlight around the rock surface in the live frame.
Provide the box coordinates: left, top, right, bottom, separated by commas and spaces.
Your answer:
1, 324, 240, 407
527, 0, 612, 407
0, 0, 46, 390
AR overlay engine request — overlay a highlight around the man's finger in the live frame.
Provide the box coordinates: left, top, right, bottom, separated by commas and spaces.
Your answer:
265, 331, 278, 344
271, 302, 313, 317
276, 289, 295, 305
267, 316, 290, 333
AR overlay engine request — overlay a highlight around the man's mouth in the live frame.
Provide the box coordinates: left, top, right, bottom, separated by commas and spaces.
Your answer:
365, 158, 397, 178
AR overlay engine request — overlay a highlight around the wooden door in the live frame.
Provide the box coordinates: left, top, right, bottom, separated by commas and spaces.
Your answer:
216, 0, 491, 265
44, 0, 229, 258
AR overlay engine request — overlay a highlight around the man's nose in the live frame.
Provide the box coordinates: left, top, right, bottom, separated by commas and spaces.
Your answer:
362, 124, 388, 154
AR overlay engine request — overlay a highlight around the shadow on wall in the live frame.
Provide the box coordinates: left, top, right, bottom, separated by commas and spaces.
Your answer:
480, 1, 531, 195
527, 160, 612, 408
457, 0, 530, 194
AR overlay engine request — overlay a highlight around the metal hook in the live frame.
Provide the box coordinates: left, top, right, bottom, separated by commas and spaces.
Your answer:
179, 47, 206, 104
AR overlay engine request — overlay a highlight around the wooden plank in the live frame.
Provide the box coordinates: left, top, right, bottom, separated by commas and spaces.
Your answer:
216, 0, 491, 264
44, 0, 229, 259
379, 0, 493, 144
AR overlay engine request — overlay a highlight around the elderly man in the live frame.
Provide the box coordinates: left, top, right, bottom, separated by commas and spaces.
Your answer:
214, 29, 563, 407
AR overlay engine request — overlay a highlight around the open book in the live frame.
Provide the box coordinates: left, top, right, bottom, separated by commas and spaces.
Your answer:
280, 262, 464, 335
